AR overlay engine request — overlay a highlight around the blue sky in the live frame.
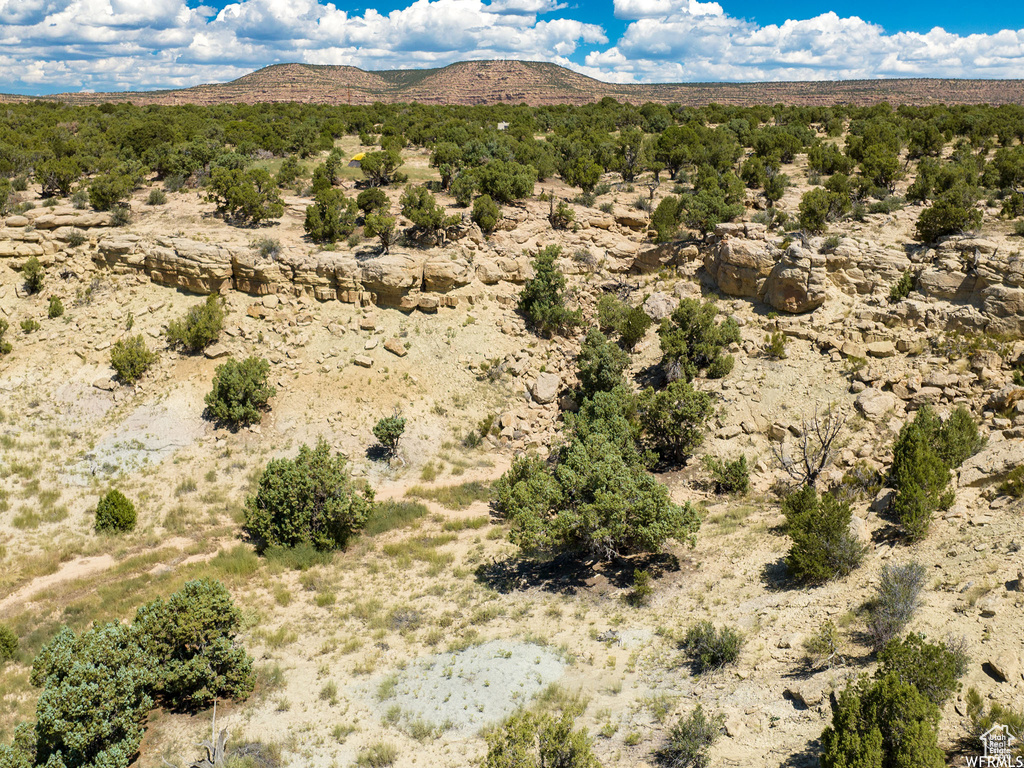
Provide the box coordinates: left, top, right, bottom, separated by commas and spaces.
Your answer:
1, 0, 1023, 94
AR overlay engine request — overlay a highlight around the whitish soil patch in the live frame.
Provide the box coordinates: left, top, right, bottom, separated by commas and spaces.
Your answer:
366, 639, 565, 735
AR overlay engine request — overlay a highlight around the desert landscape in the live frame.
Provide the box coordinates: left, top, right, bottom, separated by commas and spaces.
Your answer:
0, 91, 1023, 768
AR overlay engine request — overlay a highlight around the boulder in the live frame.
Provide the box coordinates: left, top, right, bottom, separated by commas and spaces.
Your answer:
855, 388, 898, 421
422, 253, 472, 292
358, 251, 423, 305
642, 292, 679, 322
531, 373, 560, 404
958, 440, 1024, 488
384, 338, 407, 357
762, 245, 828, 314
703, 238, 774, 298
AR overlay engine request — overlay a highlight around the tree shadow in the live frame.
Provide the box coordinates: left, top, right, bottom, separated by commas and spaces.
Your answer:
364, 444, 390, 462
779, 738, 822, 768
760, 557, 796, 592
474, 551, 681, 595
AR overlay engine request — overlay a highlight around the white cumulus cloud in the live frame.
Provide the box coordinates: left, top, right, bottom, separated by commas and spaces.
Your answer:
0, 0, 1022, 94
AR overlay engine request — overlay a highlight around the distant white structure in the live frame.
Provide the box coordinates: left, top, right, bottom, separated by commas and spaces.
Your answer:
497, 122, 509, 131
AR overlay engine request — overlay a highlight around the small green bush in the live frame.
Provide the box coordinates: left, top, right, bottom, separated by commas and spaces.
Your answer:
22, 256, 44, 294
782, 486, 866, 584
518, 245, 582, 337
204, 356, 275, 427
245, 438, 373, 551
803, 619, 842, 669
0, 624, 18, 663
147, 189, 167, 206
471, 194, 500, 233
47, 296, 64, 318
659, 299, 740, 383
998, 465, 1024, 498
166, 294, 224, 352
356, 742, 399, 768
638, 381, 714, 466
20, 318, 40, 334
373, 412, 406, 458
482, 707, 599, 768
95, 489, 137, 532
0, 317, 10, 355
702, 455, 750, 495
877, 633, 966, 706
680, 620, 744, 673
867, 561, 926, 651
577, 328, 628, 399
966, 687, 1024, 754
764, 331, 787, 359
132, 578, 254, 711
657, 705, 723, 768
627, 569, 653, 607
110, 334, 157, 384
110, 203, 132, 227
890, 406, 982, 540
821, 673, 944, 768
889, 269, 914, 302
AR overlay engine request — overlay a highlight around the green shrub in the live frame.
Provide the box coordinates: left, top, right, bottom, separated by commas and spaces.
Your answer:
166, 294, 224, 352
204, 356, 275, 427
493, 429, 698, 560
244, 438, 373, 551
890, 406, 981, 540
147, 188, 167, 206
764, 331, 787, 359
0, 624, 17, 663
998, 465, 1024, 498
518, 245, 582, 337
867, 561, 926, 651
889, 269, 914, 302
474, 159, 536, 204
253, 237, 281, 260
206, 167, 284, 225
89, 170, 136, 211
627, 569, 653, 608
304, 189, 358, 243
110, 203, 132, 227
47, 296, 64, 318
110, 334, 157, 384
658, 299, 740, 382
702, 455, 750, 495
803, 620, 842, 670
359, 149, 403, 187
782, 486, 866, 584
915, 192, 982, 243
22, 256, 44, 294
821, 673, 944, 768
680, 620, 744, 673
400, 184, 459, 238
355, 742, 399, 768
132, 578, 254, 711
577, 328, 628, 400
966, 687, 1024, 755
549, 199, 574, 230
364, 212, 397, 254
356, 187, 388, 214
597, 294, 629, 334
372, 412, 406, 457
483, 707, 600, 768
877, 633, 966, 706
619, 306, 652, 350
30, 622, 153, 768
95, 489, 137, 533
471, 194, 500, 233
66, 228, 87, 248
20, 319, 40, 334
650, 195, 682, 242
0, 318, 10, 355
657, 705, 723, 768
638, 381, 714, 466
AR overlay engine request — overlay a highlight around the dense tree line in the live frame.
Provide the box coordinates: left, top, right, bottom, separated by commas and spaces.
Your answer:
1, 99, 1021, 238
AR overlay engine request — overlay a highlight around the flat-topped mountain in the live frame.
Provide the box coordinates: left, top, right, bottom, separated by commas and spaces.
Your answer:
4, 60, 1024, 106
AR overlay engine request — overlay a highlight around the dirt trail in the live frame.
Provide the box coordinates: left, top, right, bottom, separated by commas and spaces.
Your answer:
0, 554, 116, 615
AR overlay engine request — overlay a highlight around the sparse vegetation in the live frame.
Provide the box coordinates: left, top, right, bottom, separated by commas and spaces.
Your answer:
110, 334, 157, 384
680, 621, 744, 672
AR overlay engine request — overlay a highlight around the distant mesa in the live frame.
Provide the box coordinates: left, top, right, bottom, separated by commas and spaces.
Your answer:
3, 60, 1024, 107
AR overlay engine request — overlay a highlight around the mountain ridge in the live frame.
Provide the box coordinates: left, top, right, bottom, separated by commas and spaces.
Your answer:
4, 60, 1024, 106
